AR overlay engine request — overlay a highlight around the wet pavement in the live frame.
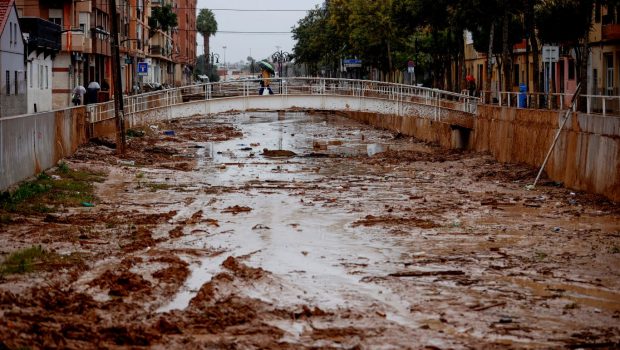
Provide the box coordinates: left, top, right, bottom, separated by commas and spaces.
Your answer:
1, 111, 619, 349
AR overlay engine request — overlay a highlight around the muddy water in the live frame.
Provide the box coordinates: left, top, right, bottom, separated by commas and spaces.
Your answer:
2, 110, 619, 349
159, 112, 421, 322
145, 111, 620, 347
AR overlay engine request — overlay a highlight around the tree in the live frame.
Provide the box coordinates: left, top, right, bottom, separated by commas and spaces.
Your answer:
148, 4, 178, 37
197, 9, 218, 73
535, 0, 595, 95
293, 6, 331, 75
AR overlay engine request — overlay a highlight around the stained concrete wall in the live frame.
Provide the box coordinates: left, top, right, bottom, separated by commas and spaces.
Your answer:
473, 105, 620, 201
5, 92, 618, 202
0, 107, 87, 190
341, 106, 620, 201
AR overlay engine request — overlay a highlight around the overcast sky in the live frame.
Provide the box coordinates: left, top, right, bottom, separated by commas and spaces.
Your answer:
195, 0, 324, 64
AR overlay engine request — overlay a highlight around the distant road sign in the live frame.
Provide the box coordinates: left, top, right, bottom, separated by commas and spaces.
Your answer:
137, 62, 148, 76
542, 45, 559, 62
344, 58, 362, 68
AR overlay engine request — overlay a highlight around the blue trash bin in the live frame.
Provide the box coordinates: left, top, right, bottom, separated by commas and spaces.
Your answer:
518, 83, 527, 108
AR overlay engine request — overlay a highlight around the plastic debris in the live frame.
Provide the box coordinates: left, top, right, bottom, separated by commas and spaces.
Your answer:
118, 160, 135, 166
163, 130, 175, 136
81, 202, 95, 207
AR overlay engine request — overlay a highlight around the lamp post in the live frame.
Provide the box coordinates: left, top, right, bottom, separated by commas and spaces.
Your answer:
208, 52, 220, 81
222, 46, 227, 67
271, 50, 290, 78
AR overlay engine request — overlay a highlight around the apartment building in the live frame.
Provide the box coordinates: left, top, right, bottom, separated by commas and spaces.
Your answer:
146, 0, 174, 86
118, 0, 149, 93
463, 5, 619, 109
590, 4, 620, 97
173, 0, 197, 86
15, 0, 111, 109
11, 0, 196, 107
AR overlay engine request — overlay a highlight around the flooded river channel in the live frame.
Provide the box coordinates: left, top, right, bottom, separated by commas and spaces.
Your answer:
1, 111, 619, 349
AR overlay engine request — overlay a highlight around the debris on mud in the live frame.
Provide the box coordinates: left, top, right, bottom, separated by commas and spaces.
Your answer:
1, 112, 619, 349
261, 149, 297, 157
352, 214, 439, 228
221, 205, 252, 215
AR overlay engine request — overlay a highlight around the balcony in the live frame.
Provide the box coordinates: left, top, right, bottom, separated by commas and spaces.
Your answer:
61, 33, 92, 54
19, 17, 61, 55
149, 45, 172, 60
602, 24, 620, 40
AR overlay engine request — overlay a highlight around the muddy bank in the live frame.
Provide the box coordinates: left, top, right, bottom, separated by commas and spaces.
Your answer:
0, 112, 619, 349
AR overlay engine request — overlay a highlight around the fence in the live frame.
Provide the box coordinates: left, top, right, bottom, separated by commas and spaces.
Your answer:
480, 90, 620, 117
86, 78, 479, 125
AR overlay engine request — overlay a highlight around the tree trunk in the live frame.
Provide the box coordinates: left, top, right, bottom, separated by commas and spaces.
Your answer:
203, 35, 209, 74
525, 0, 539, 97
446, 56, 453, 92
501, 10, 512, 93
576, 38, 589, 111
459, 39, 466, 93
387, 39, 393, 76
485, 22, 495, 103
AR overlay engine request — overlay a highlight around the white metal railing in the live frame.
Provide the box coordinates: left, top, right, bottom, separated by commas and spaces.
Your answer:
86, 77, 480, 123
480, 90, 620, 116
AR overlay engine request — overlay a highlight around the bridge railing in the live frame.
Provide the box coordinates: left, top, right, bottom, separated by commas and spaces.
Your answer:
480, 90, 620, 117
87, 77, 479, 123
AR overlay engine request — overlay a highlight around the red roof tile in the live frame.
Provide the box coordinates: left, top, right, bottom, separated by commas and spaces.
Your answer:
0, 0, 14, 36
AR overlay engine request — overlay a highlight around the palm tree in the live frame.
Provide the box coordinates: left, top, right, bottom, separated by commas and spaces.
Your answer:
196, 9, 218, 74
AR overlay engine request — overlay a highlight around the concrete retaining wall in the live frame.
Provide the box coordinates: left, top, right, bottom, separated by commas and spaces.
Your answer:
0, 107, 87, 190
474, 105, 619, 201
341, 106, 620, 201
4, 93, 618, 202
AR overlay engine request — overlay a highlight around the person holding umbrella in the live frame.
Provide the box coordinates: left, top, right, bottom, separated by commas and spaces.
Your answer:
72, 85, 86, 106
86, 81, 101, 105
258, 60, 274, 95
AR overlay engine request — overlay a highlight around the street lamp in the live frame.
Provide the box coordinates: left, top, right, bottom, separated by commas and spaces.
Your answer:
222, 46, 227, 69
271, 49, 291, 78
207, 52, 220, 80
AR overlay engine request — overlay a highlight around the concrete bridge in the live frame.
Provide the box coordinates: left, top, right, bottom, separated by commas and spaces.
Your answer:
1, 78, 618, 201
88, 78, 477, 135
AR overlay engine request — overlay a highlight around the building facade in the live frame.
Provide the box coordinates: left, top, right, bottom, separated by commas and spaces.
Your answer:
0, 0, 27, 117
173, 0, 196, 86
19, 17, 61, 113
15, 0, 108, 109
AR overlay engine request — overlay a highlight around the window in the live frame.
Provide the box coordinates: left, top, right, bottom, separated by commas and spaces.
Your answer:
45, 66, 49, 89
14, 71, 18, 95
6, 71, 10, 95
568, 60, 575, 80
513, 64, 520, 86
49, 8, 62, 27
39, 65, 43, 89
593, 69, 599, 94
79, 12, 88, 34
605, 54, 614, 95
9, 21, 12, 46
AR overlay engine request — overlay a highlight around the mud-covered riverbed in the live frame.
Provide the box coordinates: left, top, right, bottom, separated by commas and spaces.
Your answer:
1, 111, 619, 349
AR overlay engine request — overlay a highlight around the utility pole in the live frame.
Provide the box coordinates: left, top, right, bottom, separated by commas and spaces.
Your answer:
110, 0, 126, 154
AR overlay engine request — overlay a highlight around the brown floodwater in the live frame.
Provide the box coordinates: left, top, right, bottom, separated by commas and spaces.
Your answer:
1, 111, 619, 349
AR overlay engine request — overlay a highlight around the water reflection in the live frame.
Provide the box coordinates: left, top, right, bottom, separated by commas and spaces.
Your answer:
367, 144, 387, 157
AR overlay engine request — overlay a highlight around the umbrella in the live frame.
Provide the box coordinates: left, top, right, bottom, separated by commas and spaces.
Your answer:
73, 85, 86, 95
88, 81, 101, 89
258, 61, 274, 74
